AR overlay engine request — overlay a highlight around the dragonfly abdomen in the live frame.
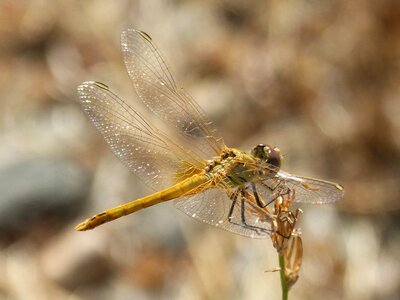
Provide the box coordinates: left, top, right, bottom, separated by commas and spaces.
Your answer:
75, 174, 209, 231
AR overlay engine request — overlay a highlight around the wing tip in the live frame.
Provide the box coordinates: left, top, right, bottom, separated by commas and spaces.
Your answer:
77, 81, 109, 93
333, 183, 345, 202
121, 28, 152, 42
336, 183, 345, 192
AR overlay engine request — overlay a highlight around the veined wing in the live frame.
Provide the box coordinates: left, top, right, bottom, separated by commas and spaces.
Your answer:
174, 184, 274, 239
259, 171, 344, 204
78, 82, 205, 190
121, 29, 224, 159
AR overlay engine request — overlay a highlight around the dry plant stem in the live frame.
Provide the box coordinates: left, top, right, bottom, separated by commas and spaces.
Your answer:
279, 253, 289, 300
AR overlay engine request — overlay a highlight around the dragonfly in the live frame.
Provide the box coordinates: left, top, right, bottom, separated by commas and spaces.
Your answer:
75, 29, 344, 238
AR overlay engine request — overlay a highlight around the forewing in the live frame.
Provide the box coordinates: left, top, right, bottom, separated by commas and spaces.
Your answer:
174, 186, 272, 239
260, 171, 344, 204
121, 29, 224, 159
78, 81, 203, 190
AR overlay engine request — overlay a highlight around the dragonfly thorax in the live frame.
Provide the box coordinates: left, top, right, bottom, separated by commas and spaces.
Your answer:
204, 148, 262, 187
204, 148, 237, 173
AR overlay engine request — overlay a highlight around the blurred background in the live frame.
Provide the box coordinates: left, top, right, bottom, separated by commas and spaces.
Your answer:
0, 0, 399, 299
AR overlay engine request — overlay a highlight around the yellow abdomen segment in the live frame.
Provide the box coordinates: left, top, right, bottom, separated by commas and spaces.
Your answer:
75, 174, 209, 231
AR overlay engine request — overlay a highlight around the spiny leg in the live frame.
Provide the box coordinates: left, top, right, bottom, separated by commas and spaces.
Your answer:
251, 182, 276, 208
260, 180, 291, 202
240, 190, 267, 233
227, 190, 239, 222
226, 189, 271, 235
249, 183, 275, 224
262, 177, 283, 191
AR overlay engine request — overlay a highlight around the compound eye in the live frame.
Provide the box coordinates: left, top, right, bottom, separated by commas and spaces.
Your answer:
267, 147, 282, 169
251, 144, 267, 160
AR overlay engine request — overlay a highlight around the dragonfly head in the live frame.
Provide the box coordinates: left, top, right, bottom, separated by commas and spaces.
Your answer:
251, 144, 282, 170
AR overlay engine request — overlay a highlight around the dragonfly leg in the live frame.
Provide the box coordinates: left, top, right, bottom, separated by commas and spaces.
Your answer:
262, 177, 283, 191
275, 228, 293, 239
226, 189, 271, 235
229, 190, 269, 234
251, 182, 273, 208
259, 180, 291, 205
227, 190, 239, 222
251, 182, 290, 209
240, 193, 270, 234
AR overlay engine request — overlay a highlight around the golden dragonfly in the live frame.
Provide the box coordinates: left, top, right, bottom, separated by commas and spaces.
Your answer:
76, 29, 344, 238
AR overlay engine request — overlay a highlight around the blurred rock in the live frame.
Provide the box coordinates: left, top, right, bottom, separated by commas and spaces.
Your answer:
0, 159, 90, 241
40, 228, 111, 291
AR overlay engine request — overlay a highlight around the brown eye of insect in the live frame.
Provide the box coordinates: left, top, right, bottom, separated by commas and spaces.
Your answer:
266, 147, 282, 169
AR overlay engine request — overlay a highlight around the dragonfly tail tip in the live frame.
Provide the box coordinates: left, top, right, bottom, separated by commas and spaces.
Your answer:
75, 221, 90, 231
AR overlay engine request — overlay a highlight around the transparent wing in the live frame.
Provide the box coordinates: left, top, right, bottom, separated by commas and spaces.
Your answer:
174, 185, 273, 239
78, 81, 204, 190
121, 29, 224, 159
259, 170, 344, 204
